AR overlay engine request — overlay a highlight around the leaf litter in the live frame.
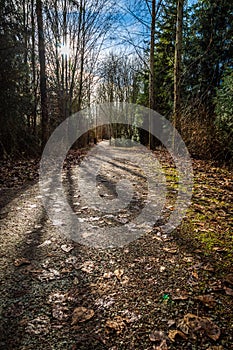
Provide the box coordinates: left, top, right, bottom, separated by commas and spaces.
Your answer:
0, 146, 232, 349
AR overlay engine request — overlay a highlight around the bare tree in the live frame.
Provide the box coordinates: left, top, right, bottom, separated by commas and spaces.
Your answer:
44, 0, 116, 124
36, 0, 49, 149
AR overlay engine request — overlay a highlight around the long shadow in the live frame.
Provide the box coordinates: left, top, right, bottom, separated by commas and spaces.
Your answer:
0, 209, 47, 349
94, 153, 147, 180
0, 164, 108, 349
0, 180, 37, 212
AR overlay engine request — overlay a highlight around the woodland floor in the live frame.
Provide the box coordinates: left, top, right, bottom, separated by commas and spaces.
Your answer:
0, 141, 232, 350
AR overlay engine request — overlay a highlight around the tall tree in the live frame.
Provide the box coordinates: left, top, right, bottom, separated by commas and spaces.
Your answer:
173, 0, 184, 132
36, 0, 49, 150
149, 0, 156, 111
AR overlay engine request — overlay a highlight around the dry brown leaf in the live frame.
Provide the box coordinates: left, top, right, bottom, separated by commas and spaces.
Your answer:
224, 286, 233, 296
80, 260, 94, 273
14, 258, 31, 267
121, 275, 129, 285
105, 316, 125, 334
192, 270, 199, 279
178, 313, 221, 341
172, 290, 189, 300
224, 274, 233, 286
163, 247, 177, 254
195, 295, 216, 308
168, 329, 187, 342
183, 256, 193, 263
71, 307, 94, 325
203, 264, 214, 272
114, 268, 124, 279
159, 266, 166, 272
103, 271, 113, 279
167, 319, 176, 327
61, 244, 73, 253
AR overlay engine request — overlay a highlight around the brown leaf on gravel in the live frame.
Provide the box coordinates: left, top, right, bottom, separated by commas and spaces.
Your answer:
61, 244, 74, 253
206, 346, 223, 350
121, 275, 129, 285
103, 271, 114, 279
202, 263, 214, 272
14, 258, 31, 267
192, 270, 199, 279
223, 286, 233, 296
71, 307, 94, 325
178, 313, 221, 341
114, 268, 124, 280
105, 316, 125, 334
194, 295, 216, 308
172, 290, 189, 300
80, 260, 95, 273
224, 274, 233, 286
168, 329, 187, 342
167, 319, 176, 327
163, 247, 177, 254
182, 255, 193, 263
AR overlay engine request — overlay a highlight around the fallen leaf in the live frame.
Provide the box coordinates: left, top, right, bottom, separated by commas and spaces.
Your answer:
80, 260, 95, 273
183, 256, 193, 263
178, 313, 221, 341
103, 271, 114, 279
192, 270, 199, 279
114, 268, 124, 279
168, 329, 187, 342
71, 307, 94, 325
202, 264, 214, 272
224, 274, 233, 286
14, 258, 31, 267
159, 266, 166, 272
206, 346, 223, 350
105, 316, 125, 334
172, 290, 189, 300
194, 295, 216, 308
61, 244, 73, 253
224, 286, 233, 296
121, 275, 129, 285
163, 247, 177, 254
38, 240, 52, 247
167, 319, 176, 327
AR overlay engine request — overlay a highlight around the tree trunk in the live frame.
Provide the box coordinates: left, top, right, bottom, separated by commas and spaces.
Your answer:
36, 0, 49, 151
149, 0, 156, 149
149, 0, 156, 111
173, 0, 184, 132
31, 0, 37, 135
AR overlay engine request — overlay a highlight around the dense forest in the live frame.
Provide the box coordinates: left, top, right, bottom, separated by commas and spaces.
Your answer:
0, 0, 232, 161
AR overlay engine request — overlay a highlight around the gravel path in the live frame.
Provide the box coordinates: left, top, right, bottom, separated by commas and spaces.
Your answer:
0, 142, 232, 349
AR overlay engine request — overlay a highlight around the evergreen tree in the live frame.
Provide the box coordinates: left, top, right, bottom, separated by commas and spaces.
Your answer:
0, 1, 33, 156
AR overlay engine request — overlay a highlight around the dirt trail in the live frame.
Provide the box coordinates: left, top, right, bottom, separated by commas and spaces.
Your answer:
0, 142, 232, 349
